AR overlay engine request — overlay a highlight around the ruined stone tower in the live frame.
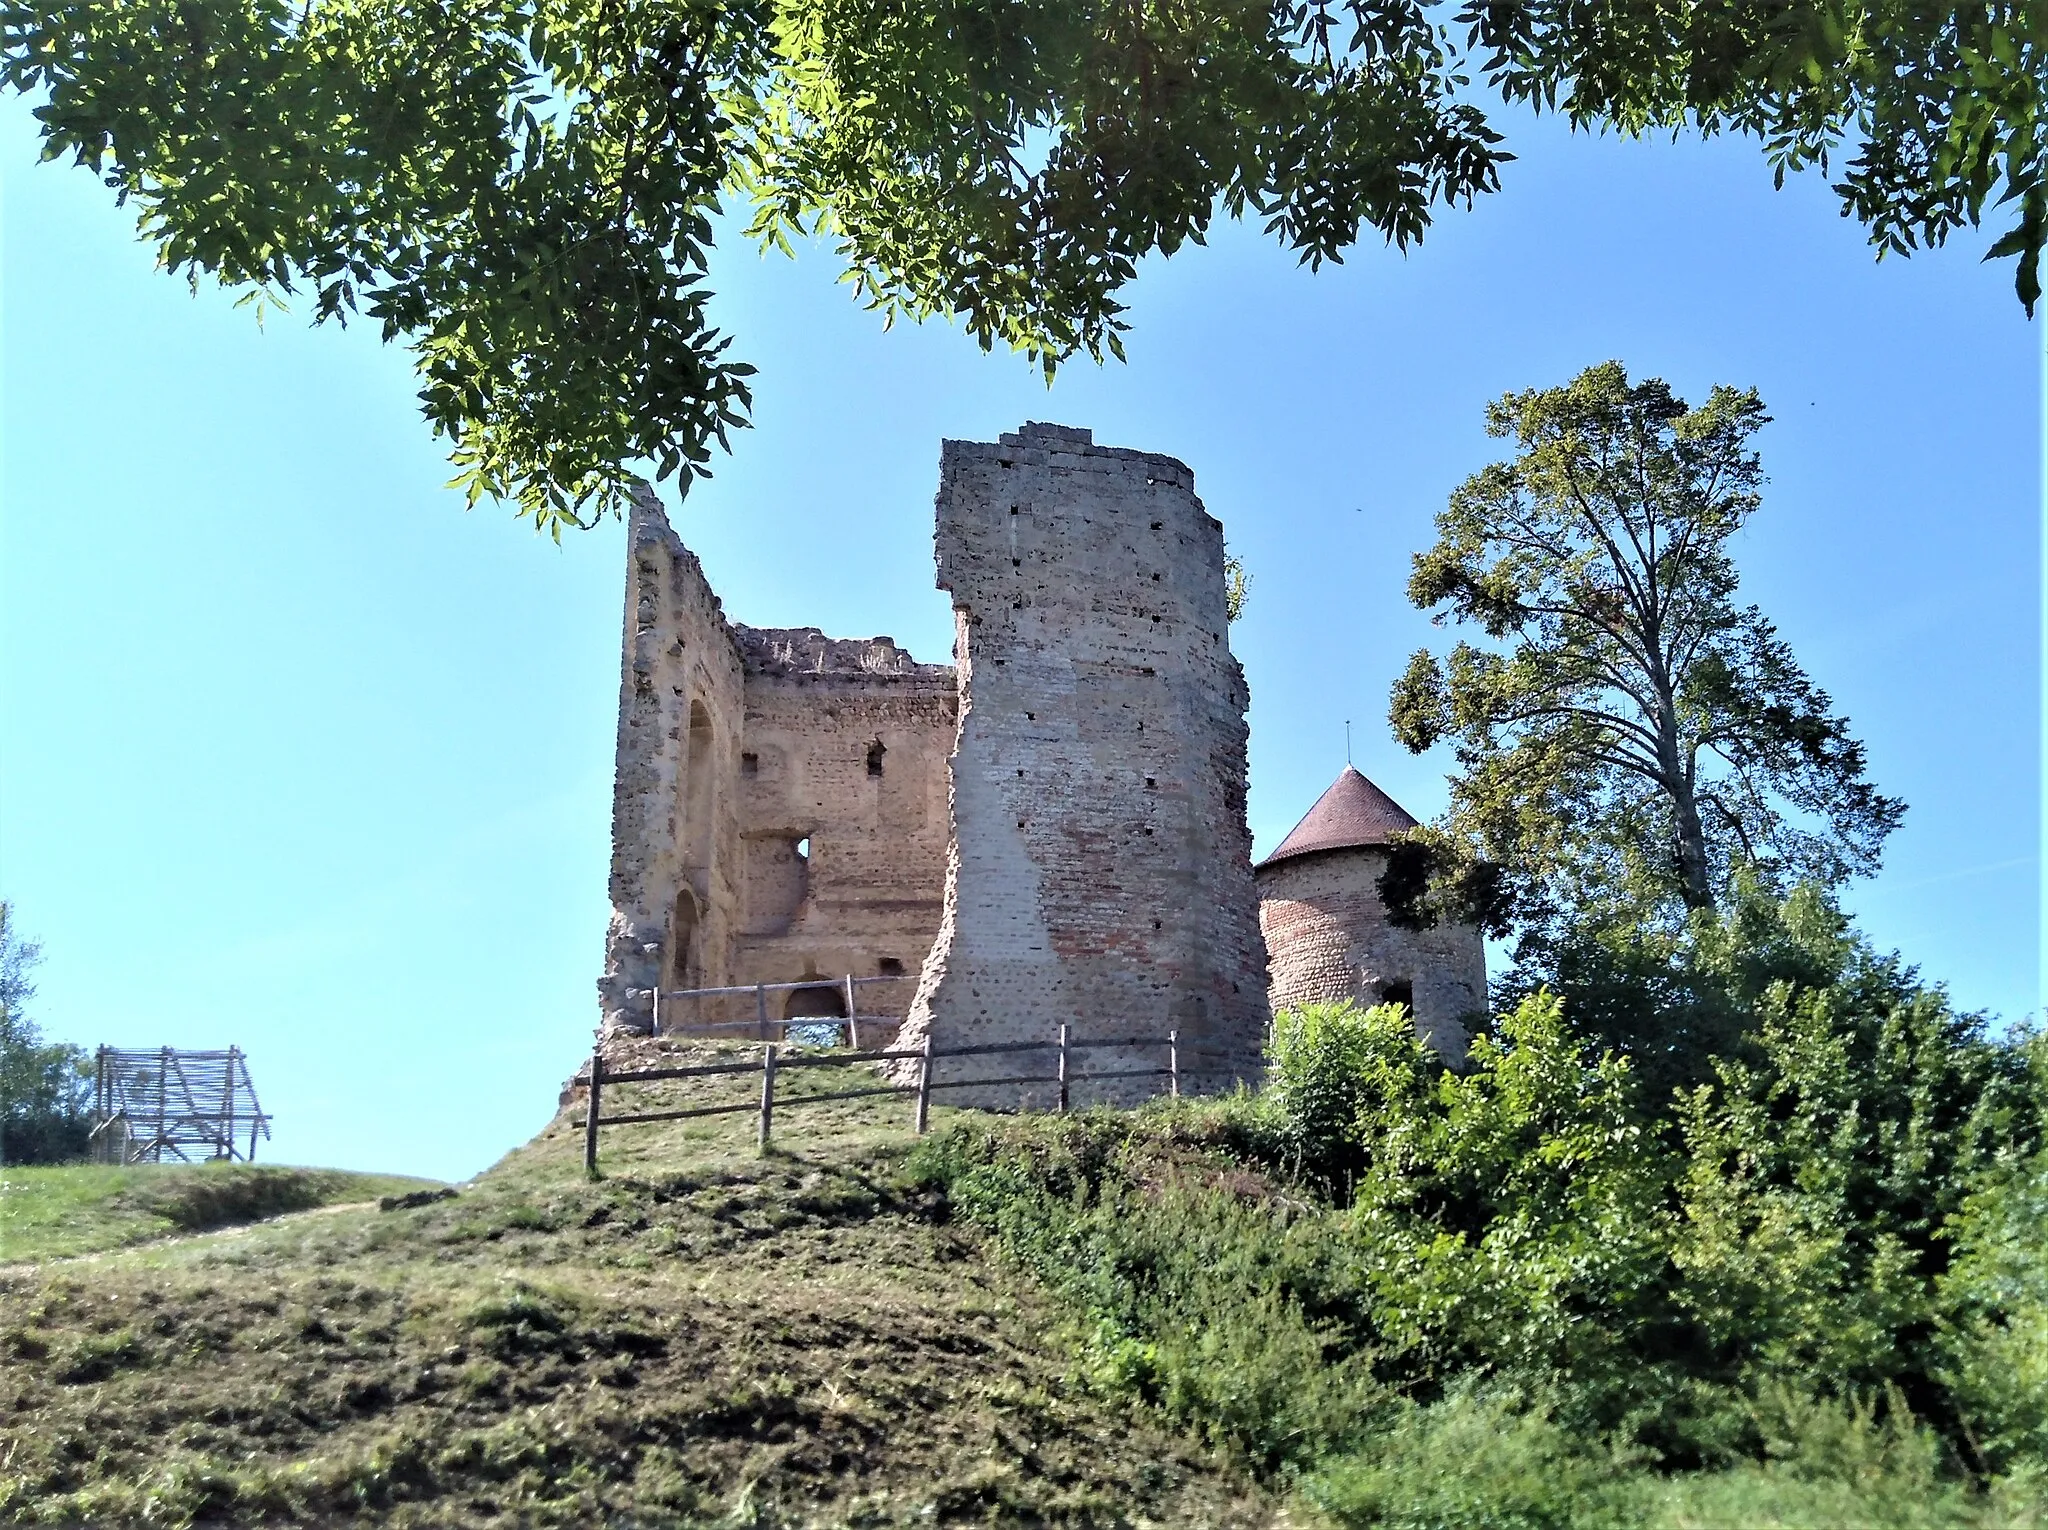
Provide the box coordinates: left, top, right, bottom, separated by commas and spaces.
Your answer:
893, 424, 1270, 1103
1255, 766, 1486, 1059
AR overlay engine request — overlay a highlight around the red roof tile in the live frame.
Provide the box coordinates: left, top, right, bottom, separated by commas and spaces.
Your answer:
1257, 766, 1420, 868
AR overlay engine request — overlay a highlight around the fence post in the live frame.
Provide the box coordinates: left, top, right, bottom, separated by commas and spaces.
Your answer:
155, 1046, 170, 1166
758, 1043, 778, 1154
843, 973, 858, 1049
652, 985, 661, 1039
914, 1031, 933, 1135
583, 1043, 605, 1178
1168, 1030, 1179, 1098
1057, 1024, 1070, 1114
755, 983, 769, 1041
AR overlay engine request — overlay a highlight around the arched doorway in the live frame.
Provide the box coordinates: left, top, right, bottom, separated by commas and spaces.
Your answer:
783, 972, 848, 1048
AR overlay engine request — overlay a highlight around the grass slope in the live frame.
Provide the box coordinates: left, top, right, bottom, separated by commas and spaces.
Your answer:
2, 1163, 441, 1262
0, 1044, 1278, 1528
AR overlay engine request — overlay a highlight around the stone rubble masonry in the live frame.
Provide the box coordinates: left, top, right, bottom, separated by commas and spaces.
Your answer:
893, 423, 1271, 1105
598, 486, 956, 1039
1256, 847, 1487, 1060
598, 488, 747, 1037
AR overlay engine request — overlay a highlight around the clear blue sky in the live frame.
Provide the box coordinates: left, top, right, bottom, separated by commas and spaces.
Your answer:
3, 97, 2038, 1182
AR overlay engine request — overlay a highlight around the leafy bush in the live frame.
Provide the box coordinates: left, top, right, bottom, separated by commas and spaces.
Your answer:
912, 885, 2046, 1514
1302, 1383, 1627, 1530
1937, 1029, 2048, 1472
1508, 879, 1883, 1103
1670, 956, 2025, 1412
1341, 992, 1671, 1391
914, 1107, 1385, 1468
1266, 1000, 1439, 1195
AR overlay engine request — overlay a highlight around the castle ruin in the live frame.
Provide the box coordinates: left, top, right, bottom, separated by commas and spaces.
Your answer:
596, 492, 957, 1039
598, 422, 1479, 1099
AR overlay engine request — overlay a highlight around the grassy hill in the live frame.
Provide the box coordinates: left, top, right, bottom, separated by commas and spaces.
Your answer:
0, 1046, 1279, 1527
2, 1161, 441, 1262
6, 1021, 2041, 1530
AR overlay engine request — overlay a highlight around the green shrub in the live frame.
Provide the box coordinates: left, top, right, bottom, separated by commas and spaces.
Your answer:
1670, 945, 2029, 1410
1621, 1387, 2005, 1529
915, 1109, 1385, 1469
1938, 1030, 2048, 1472
915, 886, 2046, 1509
1302, 1385, 1626, 1530
1267, 1000, 1433, 1195
1343, 991, 1672, 1394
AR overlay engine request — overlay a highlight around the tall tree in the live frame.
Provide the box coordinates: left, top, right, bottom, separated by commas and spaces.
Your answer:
2, 3, 2036, 528
0, 900, 92, 1165
1388, 362, 1903, 934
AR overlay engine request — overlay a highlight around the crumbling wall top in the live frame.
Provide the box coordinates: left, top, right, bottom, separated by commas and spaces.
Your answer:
733, 625, 954, 687
952, 421, 1197, 495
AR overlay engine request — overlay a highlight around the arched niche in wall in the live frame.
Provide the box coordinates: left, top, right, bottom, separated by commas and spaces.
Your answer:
682, 699, 716, 879
669, 888, 702, 990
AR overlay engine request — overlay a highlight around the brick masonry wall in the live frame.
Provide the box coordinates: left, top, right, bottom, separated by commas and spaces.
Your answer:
1255, 847, 1486, 1059
897, 423, 1270, 1105
719, 628, 957, 1042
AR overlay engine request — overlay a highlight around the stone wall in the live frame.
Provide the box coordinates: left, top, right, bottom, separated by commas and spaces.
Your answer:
1256, 848, 1486, 1059
597, 488, 747, 1035
719, 627, 956, 1041
896, 423, 1270, 1104
598, 493, 957, 1040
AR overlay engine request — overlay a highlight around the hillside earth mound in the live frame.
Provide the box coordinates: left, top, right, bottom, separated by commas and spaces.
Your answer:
3, 1163, 441, 1263
0, 1046, 1280, 1528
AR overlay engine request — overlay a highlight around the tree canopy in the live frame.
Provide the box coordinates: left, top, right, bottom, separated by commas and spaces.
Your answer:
0, 900, 91, 1164
1388, 362, 1904, 936
3, 2, 2037, 528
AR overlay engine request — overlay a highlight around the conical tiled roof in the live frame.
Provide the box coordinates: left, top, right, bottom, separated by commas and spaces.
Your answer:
1257, 766, 1419, 869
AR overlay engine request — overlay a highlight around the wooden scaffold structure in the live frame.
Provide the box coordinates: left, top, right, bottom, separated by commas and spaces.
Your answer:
89, 1046, 272, 1165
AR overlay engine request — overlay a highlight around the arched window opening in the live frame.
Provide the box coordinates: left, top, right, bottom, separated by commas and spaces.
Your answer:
866, 739, 886, 777
1377, 979, 1414, 1013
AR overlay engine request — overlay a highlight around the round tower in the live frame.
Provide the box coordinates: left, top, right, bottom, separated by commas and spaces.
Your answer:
1255, 766, 1486, 1060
